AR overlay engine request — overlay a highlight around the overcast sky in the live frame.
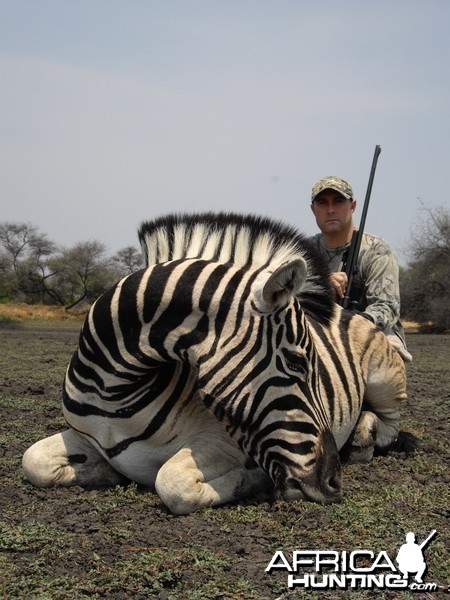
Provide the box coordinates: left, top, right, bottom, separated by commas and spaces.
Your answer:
1, 1, 449, 265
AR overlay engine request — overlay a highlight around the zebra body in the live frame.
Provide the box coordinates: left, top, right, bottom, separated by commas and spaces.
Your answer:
23, 213, 407, 514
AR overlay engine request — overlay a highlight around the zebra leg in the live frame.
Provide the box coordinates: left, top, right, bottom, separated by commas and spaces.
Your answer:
22, 429, 125, 488
341, 411, 378, 464
155, 439, 272, 515
364, 336, 408, 450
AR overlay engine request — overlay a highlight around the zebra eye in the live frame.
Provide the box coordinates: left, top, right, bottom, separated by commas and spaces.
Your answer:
282, 349, 308, 375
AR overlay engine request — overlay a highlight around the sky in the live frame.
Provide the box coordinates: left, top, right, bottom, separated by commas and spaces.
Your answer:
1, 1, 449, 265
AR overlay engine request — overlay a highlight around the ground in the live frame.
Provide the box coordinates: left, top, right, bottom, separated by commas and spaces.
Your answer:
0, 321, 448, 599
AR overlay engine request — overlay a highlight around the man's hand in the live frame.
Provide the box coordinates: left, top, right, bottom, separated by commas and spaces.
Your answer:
330, 271, 348, 299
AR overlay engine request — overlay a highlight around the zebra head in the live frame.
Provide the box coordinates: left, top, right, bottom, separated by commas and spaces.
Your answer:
197, 256, 342, 505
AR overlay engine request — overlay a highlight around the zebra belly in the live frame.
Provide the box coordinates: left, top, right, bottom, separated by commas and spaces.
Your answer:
107, 441, 179, 486
63, 395, 241, 487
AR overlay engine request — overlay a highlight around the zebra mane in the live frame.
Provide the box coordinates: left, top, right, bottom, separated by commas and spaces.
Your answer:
138, 212, 334, 323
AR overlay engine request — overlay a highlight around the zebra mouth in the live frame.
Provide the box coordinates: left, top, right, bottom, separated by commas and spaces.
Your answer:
274, 469, 342, 504
273, 431, 343, 504
279, 472, 342, 504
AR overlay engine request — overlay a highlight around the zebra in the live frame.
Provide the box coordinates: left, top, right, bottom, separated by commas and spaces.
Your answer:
22, 213, 407, 514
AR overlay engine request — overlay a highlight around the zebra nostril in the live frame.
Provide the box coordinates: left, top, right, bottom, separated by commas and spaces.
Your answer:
327, 474, 341, 493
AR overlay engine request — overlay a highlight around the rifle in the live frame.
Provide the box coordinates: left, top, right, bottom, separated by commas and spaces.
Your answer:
340, 145, 382, 309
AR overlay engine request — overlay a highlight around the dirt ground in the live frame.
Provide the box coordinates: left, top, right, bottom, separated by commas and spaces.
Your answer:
0, 322, 449, 599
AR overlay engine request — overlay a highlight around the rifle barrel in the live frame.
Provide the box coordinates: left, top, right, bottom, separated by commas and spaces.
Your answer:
358, 144, 381, 238
339, 145, 381, 309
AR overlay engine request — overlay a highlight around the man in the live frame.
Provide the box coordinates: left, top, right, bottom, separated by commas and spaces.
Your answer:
309, 175, 412, 361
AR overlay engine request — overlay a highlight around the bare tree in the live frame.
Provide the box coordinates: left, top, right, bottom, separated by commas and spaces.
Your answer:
0, 222, 39, 272
409, 202, 450, 260
400, 204, 449, 330
0, 222, 58, 302
112, 246, 143, 275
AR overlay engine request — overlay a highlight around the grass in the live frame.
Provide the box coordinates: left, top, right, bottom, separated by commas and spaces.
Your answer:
0, 302, 85, 323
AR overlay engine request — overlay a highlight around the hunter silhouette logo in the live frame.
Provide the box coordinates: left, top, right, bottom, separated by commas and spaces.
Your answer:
266, 529, 439, 591
396, 530, 436, 583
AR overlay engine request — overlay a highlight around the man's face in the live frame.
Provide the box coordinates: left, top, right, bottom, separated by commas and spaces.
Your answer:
311, 189, 356, 235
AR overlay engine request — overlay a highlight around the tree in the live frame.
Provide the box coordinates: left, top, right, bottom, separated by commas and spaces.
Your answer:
112, 246, 143, 275
400, 204, 449, 331
0, 222, 57, 302
0, 221, 143, 308
0, 222, 38, 272
47, 241, 120, 310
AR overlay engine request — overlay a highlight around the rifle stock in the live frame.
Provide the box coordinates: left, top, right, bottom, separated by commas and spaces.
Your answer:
340, 145, 381, 309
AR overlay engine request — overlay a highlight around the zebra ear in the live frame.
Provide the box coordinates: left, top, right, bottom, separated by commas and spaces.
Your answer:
259, 258, 308, 310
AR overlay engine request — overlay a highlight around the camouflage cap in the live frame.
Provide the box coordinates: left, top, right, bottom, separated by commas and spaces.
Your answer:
311, 176, 353, 202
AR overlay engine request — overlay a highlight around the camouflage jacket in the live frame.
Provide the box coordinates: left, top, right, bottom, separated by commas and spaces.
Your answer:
309, 232, 406, 343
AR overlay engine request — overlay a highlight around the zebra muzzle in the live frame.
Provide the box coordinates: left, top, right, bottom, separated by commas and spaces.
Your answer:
277, 430, 342, 504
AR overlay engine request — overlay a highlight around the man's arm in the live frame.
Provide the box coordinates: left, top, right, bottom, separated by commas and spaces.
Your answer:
359, 237, 401, 331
